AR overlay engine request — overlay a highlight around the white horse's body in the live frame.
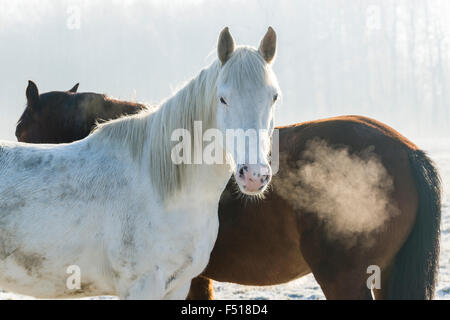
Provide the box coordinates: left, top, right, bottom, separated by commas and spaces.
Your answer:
0, 27, 279, 299
0, 138, 228, 299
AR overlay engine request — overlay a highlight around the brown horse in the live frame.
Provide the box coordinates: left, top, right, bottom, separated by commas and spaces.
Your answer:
16, 81, 146, 143
16, 82, 441, 300
188, 118, 441, 300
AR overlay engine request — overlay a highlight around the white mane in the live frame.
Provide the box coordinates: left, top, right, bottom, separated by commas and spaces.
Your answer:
93, 47, 270, 200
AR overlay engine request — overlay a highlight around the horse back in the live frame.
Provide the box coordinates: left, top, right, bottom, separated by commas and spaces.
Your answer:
278, 115, 418, 157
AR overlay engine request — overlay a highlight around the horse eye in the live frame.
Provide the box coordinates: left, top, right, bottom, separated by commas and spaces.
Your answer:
220, 97, 228, 105
273, 94, 279, 103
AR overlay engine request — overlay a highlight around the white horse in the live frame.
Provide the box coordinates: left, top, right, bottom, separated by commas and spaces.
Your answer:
0, 27, 280, 299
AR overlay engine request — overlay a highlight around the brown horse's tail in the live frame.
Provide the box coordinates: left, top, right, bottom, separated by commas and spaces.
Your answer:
387, 149, 441, 300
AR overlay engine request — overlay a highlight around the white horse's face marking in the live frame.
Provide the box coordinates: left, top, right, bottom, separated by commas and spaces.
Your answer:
215, 28, 280, 195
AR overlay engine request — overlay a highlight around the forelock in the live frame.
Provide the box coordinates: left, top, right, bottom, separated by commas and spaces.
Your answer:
219, 47, 270, 90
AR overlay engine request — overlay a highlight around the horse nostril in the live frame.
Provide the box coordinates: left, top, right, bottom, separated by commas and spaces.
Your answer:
260, 175, 270, 184
239, 167, 245, 177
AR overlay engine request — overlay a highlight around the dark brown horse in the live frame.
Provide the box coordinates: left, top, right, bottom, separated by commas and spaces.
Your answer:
17, 82, 441, 300
16, 81, 146, 143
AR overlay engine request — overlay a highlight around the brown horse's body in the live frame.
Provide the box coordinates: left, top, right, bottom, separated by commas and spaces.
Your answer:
17, 82, 441, 300
189, 116, 440, 300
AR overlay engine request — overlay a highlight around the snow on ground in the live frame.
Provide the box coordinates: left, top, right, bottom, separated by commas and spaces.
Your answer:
1, 140, 449, 300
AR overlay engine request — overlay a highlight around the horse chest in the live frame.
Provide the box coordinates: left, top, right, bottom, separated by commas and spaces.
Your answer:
156, 204, 220, 291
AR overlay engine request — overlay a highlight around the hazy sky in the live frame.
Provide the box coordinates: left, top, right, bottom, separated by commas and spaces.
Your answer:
1, 0, 449, 141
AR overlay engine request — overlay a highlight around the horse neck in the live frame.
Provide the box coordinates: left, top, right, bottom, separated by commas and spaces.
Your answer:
95, 96, 146, 123
92, 61, 228, 202
146, 61, 230, 201
107, 98, 146, 113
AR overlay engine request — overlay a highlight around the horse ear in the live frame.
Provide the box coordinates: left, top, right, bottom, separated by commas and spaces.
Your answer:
218, 27, 235, 65
259, 27, 277, 64
26, 80, 39, 108
69, 83, 79, 93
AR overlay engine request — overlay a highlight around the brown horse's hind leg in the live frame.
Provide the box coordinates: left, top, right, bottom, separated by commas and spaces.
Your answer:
372, 264, 393, 300
299, 217, 377, 300
186, 276, 214, 300
311, 257, 395, 300
311, 266, 374, 300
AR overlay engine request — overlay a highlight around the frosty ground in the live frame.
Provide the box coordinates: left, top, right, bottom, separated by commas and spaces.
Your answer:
1, 140, 449, 300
